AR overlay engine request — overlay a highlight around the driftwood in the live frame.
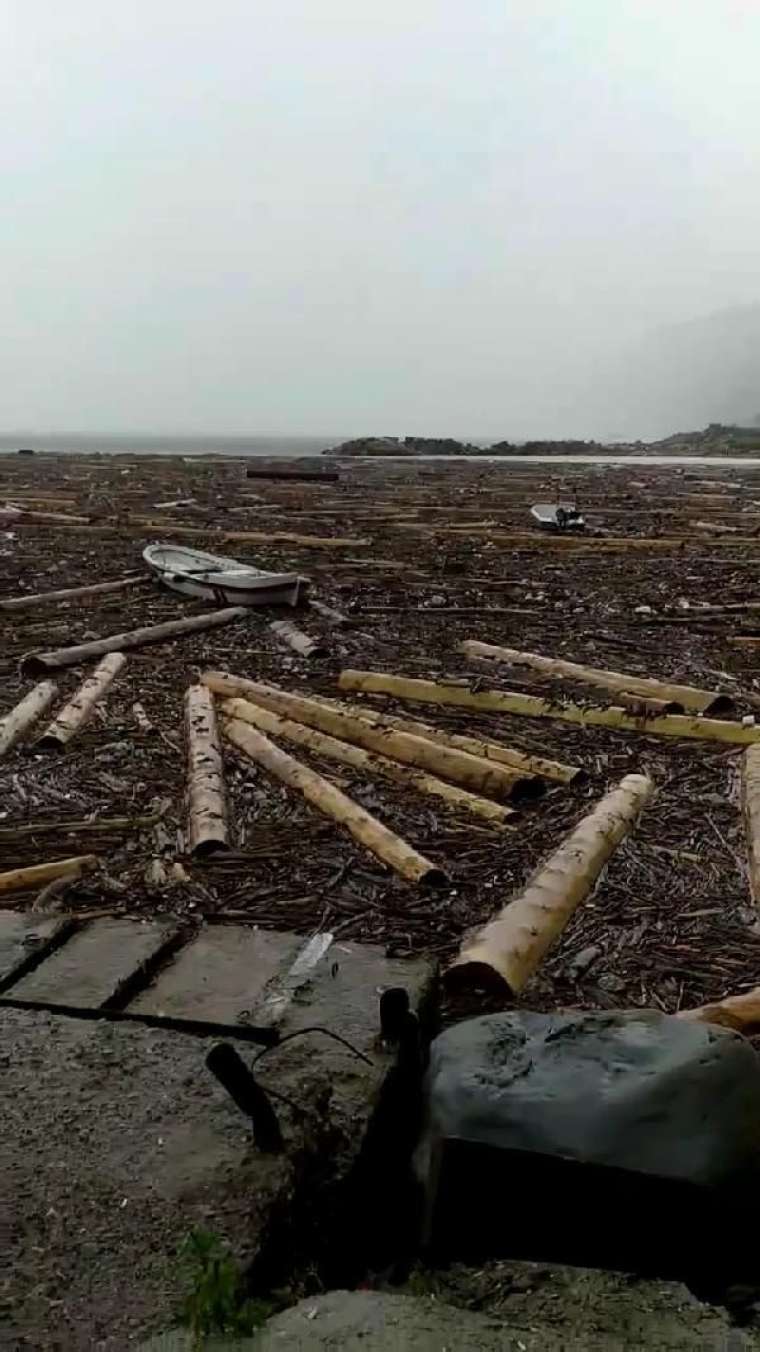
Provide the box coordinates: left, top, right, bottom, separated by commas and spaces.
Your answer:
185, 685, 228, 855
127, 521, 367, 549
447, 773, 655, 994
11, 508, 91, 525
241, 687, 581, 784
222, 698, 514, 825
678, 988, 760, 1032
459, 640, 733, 715
132, 702, 156, 736
0, 681, 58, 756
0, 813, 159, 839
21, 607, 250, 675
36, 653, 126, 749
269, 620, 326, 659
245, 466, 339, 482
203, 672, 542, 802
223, 716, 446, 885
0, 574, 143, 612
337, 671, 760, 746
0, 854, 98, 894
308, 599, 350, 626
615, 691, 685, 716
743, 744, 760, 906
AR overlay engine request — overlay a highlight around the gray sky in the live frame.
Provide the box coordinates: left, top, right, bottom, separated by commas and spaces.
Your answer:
2, 0, 759, 439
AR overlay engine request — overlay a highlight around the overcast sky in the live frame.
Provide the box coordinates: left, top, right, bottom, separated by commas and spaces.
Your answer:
1, 1, 759, 439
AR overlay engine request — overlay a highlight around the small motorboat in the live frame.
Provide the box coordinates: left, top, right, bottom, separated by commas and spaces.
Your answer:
530, 503, 585, 532
143, 542, 306, 607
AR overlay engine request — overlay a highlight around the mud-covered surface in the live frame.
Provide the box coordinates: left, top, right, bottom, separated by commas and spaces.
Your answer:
3, 453, 760, 1016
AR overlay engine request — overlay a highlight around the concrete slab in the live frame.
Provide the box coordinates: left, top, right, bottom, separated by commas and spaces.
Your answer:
130, 925, 303, 1024
0, 908, 66, 987
9, 916, 174, 1008
0, 1007, 299, 1352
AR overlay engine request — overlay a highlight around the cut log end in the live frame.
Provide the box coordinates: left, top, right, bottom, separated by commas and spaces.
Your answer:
19, 654, 48, 677
442, 958, 513, 999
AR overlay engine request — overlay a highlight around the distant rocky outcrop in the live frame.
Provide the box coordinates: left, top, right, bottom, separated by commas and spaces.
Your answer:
323, 436, 485, 457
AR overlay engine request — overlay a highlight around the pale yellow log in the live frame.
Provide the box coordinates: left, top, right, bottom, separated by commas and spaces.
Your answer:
0, 576, 143, 612
233, 685, 581, 784
269, 620, 326, 658
337, 671, 760, 746
459, 640, 732, 715
223, 716, 446, 884
185, 685, 228, 855
203, 672, 540, 801
222, 698, 514, 825
36, 653, 126, 749
0, 681, 58, 756
678, 989, 760, 1032
742, 744, 760, 907
447, 773, 655, 994
0, 855, 98, 894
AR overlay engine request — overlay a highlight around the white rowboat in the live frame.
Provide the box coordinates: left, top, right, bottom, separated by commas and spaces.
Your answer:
530, 503, 585, 532
143, 543, 306, 607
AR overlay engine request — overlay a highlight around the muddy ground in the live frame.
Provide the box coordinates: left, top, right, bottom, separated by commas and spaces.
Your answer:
3, 452, 760, 1014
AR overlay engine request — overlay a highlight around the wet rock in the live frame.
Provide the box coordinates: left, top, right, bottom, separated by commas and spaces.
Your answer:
418, 1009, 760, 1284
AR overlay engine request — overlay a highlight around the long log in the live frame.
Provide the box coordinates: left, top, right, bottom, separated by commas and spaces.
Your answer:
21, 607, 250, 675
186, 685, 228, 855
678, 989, 760, 1033
0, 854, 98, 894
245, 466, 339, 482
36, 653, 126, 749
742, 745, 760, 906
616, 691, 685, 716
269, 620, 327, 659
0, 575, 143, 611
127, 521, 367, 549
222, 698, 514, 825
203, 673, 542, 801
459, 641, 733, 715
337, 671, 760, 746
223, 716, 446, 885
0, 681, 59, 756
446, 773, 655, 994
234, 686, 581, 784
12, 508, 91, 525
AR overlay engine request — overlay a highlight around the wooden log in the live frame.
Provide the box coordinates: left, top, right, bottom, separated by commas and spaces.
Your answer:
0, 681, 59, 756
126, 520, 367, 548
308, 599, 350, 626
11, 508, 91, 525
132, 702, 156, 735
0, 575, 143, 612
459, 641, 733, 715
678, 988, 760, 1033
446, 773, 655, 994
203, 673, 543, 802
0, 855, 98, 894
245, 466, 339, 482
186, 684, 228, 856
20, 606, 250, 675
223, 716, 446, 885
269, 620, 327, 659
35, 654, 126, 749
226, 685, 581, 784
615, 691, 685, 716
222, 698, 514, 825
743, 744, 760, 906
337, 671, 760, 746
0, 813, 159, 839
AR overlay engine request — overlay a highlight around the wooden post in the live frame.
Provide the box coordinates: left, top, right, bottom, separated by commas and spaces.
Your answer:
186, 685, 228, 856
223, 716, 447, 885
269, 620, 327, 659
446, 773, 655, 994
0, 855, 98, 894
459, 640, 733, 715
0, 681, 59, 756
743, 744, 760, 906
0, 575, 143, 612
21, 607, 250, 674
36, 654, 126, 749
203, 672, 542, 802
222, 697, 514, 825
337, 671, 760, 747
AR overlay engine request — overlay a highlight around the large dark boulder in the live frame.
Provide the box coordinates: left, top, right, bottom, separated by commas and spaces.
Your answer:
417, 1010, 760, 1289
